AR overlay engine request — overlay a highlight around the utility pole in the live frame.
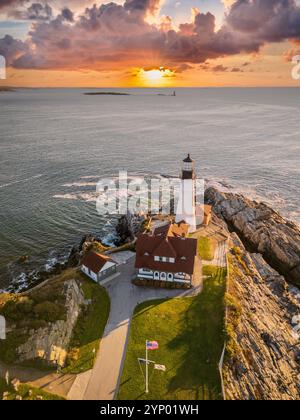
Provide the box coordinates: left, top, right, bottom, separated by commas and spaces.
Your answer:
145, 340, 149, 394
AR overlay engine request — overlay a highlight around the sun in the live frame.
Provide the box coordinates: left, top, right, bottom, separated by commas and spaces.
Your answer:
136, 67, 176, 86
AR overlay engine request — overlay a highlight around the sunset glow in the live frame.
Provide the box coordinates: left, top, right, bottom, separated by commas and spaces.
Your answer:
137, 67, 176, 86
0, 0, 300, 87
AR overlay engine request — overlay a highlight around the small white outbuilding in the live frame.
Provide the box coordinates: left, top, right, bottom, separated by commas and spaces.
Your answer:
81, 251, 117, 283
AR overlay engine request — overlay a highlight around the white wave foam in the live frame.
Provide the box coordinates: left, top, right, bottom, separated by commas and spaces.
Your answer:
0, 174, 44, 189
54, 193, 99, 202
63, 182, 99, 187
80, 176, 101, 180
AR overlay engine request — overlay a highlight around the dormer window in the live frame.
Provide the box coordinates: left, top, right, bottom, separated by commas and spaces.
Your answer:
154, 256, 175, 263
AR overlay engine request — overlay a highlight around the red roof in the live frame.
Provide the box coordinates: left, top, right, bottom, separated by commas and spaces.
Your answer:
135, 234, 197, 275
81, 251, 114, 273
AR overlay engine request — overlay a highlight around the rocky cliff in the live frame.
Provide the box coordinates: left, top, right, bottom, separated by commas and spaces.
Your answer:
115, 212, 147, 246
17, 280, 85, 367
224, 233, 300, 400
206, 187, 300, 287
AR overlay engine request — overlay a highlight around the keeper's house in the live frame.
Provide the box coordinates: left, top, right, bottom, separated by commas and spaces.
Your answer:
135, 232, 198, 287
81, 251, 117, 283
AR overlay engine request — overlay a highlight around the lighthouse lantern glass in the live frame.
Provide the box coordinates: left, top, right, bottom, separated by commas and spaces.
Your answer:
183, 161, 194, 172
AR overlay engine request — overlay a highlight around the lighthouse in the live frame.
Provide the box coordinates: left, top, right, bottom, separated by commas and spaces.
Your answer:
176, 154, 197, 233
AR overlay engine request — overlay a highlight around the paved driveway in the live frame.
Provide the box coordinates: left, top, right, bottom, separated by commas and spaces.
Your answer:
69, 255, 202, 400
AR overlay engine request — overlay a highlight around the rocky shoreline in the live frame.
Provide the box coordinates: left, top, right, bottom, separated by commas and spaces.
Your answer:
4, 187, 300, 294
224, 233, 300, 400
206, 187, 300, 287
4, 212, 145, 294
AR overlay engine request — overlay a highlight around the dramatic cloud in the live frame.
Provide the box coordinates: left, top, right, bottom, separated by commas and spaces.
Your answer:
10, 3, 53, 20
1, 0, 300, 72
0, 0, 27, 10
0, 34, 28, 62
227, 0, 300, 41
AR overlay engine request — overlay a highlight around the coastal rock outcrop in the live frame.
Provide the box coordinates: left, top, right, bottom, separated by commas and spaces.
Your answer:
17, 280, 85, 367
206, 187, 300, 286
115, 212, 147, 246
224, 233, 300, 400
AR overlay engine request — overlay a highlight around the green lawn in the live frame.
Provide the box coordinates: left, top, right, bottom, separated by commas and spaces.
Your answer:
197, 237, 216, 261
118, 268, 227, 400
63, 274, 110, 374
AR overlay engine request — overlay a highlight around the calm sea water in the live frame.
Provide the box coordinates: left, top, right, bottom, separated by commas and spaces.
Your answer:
0, 87, 299, 290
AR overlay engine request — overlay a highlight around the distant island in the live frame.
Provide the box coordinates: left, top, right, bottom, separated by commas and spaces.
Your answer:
84, 92, 130, 96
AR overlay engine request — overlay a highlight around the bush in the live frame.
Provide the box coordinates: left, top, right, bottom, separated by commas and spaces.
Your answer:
17, 297, 34, 314
2, 300, 23, 321
33, 301, 65, 322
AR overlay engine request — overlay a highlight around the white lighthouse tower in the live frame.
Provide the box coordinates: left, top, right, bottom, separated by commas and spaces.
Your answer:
176, 154, 197, 233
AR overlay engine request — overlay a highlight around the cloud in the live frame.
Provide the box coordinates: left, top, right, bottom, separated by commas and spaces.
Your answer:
0, 0, 27, 10
226, 0, 300, 42
0, 34, 28, 62
10, 3, 53, 20
1, 0, 300, 72
124, 0, 162, 16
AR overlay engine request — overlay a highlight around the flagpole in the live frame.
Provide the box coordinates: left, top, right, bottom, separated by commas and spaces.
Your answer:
145, 340, 149, 394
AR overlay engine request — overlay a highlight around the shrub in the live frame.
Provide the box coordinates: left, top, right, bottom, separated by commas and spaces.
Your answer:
203, 265, 219, 277
33, 301, 65, 322
225, 293, 242, 326
1, 300, 23, 321
17, 297, 34, 315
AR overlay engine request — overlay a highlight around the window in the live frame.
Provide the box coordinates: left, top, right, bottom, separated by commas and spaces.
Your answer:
160, 272, 167, 281
155, 256, 175, 263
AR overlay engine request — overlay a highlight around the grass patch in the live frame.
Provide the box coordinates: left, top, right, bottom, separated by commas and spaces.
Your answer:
197, 237, 216, 261
118, 268, 227, 400
202, 265, 219, 277
64, 274, 110, 374
0, 380, 64, 400
0, 378, 11, 397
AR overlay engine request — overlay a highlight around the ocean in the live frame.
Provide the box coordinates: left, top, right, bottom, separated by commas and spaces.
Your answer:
0, 87, 299, 291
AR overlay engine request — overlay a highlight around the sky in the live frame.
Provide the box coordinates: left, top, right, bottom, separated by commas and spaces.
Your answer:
0, 0, 300, 87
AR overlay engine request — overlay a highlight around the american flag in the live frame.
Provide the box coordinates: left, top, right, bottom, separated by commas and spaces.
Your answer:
146, 340, 159, 350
